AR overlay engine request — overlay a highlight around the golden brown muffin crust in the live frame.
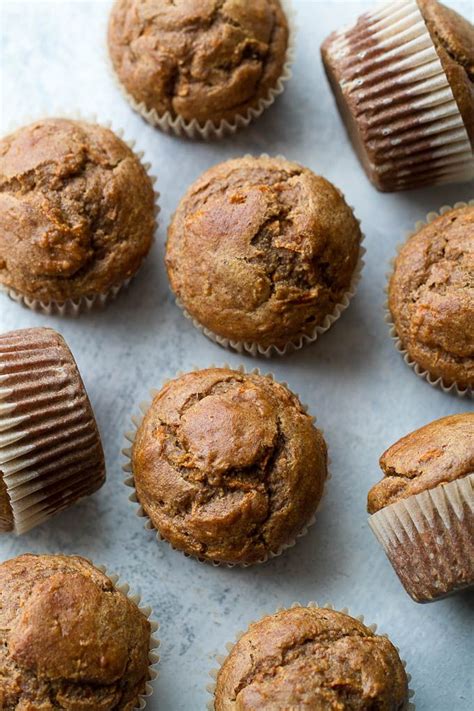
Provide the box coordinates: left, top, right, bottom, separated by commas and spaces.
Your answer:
0, 554, 151, 711
108, 0, 289, 126
418, 0, 474, 144
389, 205, 474, 389
166, 156, 361, 349
132, 368, 327, 564
368, 413, 474, 514
0, 118, 155, 303
215, 606, 409, 710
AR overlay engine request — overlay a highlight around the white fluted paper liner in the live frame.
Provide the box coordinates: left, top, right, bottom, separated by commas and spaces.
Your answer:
0, 327, 106, 534
107, 0, 295, 139
90, 559, 160, 709
369, 474, 474, 603
206, 601, 415, 710
122, 364, 330, 567
0, 110, 160, 316
386, 200, 474, 398
323, 0, 474, 191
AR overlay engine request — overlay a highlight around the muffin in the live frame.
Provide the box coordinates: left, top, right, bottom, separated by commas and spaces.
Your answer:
0, 554, 153, 710
108, 0, 291, 137
212, 605, 409, 710
368, 413, 474, 602
128, 367, 328, 565
388, 203, 473, 393
0, 117, 156, 312
0, 327, 105, 533
166, 156, 363, 355
321, 0, 474, 192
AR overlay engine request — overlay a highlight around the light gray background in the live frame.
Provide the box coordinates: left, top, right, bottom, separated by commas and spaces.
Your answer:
1, 0, 473, 709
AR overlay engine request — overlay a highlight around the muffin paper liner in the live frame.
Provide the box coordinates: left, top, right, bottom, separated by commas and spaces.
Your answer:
206, 601, 415, 709
122, 364, 330, 567
323, 0, 474, 191
386, 200, 474, 398
0, 328, 106, 534
172, 167, 365, 357
107, 0, 295, 139
369, 474, 474, 603
89, 559, 160, 709
0, 110, 160, 316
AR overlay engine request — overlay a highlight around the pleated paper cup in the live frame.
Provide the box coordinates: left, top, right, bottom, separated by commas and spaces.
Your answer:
123, 364, 329, 567
0, 111, 160, 316
207, 601, 415, 710
107, 0, 295, 139
0, 327, 106, 534
369, 475, 474, 603
322, 0, 474, 192
386, 200, 474, 398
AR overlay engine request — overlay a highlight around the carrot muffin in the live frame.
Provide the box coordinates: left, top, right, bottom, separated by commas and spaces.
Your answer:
321, 0, 474, 192
0, 118, 156, 310
368, 414, 474, 602
130, 367, 328, 565
0, 554, 152, 710
0, 327, 105, 534
388, 204, 474, 392
108, 0, 290, 133
166, 156, 362, 354
213, 605, 409, 710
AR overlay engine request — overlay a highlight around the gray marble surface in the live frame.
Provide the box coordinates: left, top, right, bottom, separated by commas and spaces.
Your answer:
1, 0, 473, 709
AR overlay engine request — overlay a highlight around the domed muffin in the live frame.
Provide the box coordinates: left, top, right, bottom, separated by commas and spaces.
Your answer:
0, 327, 105, 533
0, 554, 153, 710
130, 367, 328, 565
213, 605, 409, 710
166, 156, 362, 354
388, 203, 473, 393
108, 0, 291, 135
0, 118, 156, 311
368, 413, 474, 602
321, 0, 474, 192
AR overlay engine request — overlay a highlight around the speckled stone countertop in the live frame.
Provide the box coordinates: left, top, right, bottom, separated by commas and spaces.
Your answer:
1, 1, 473, 709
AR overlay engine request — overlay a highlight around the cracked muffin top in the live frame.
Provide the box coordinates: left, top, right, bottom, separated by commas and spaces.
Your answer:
132, 367, 327, 564
166, 156, 362, 349
389, 204, 474, 389
418, 0, 474, 145
368, 413, 474, 514
214, 606, 409, 710
0, 118, 155, 304
108, 0, 289, 126
0, 554, 151, 711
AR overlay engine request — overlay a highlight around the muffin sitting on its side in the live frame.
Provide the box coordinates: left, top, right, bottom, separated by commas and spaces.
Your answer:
166, 156, 362, 355
368, 413, 474, 602
213, 605, 409, 710
0, 554, 152, 710
0, 118, 156, 311
130, 367, 328, 565
388, 203, 474, 392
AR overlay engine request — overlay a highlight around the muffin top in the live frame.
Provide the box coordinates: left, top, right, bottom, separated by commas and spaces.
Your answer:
418, 0, 474, 144
389, 205, 474, 389
0, 118, 155, 303
166, 156, 362, 349
215, 606, 409, 710
0, 554, 151, 710
368, 413, 474, 514
108, 0, 289, 126
132, 367, 327, 564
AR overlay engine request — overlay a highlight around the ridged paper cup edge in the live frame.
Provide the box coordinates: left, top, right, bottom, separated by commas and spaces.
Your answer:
106, 0, 296, 139
88, 558, 160, 709
122, 364, 329, 567
206, 601, 415, 710
0, 109, 160, 316
386, 200, 474, 398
